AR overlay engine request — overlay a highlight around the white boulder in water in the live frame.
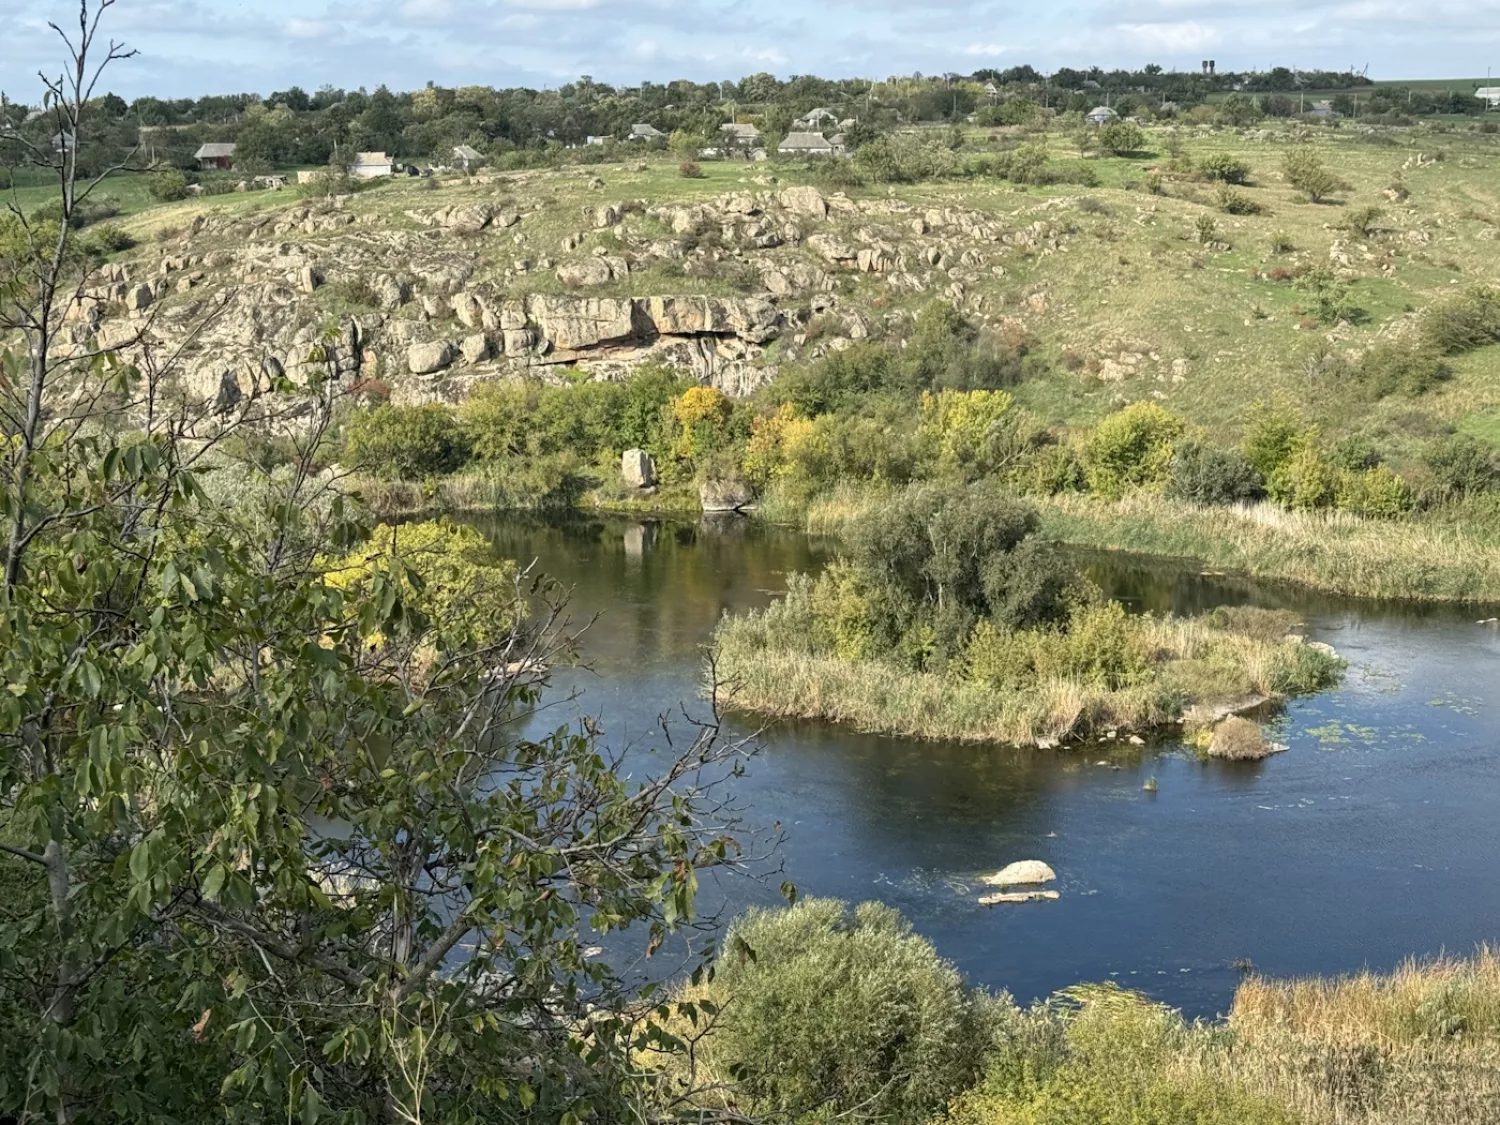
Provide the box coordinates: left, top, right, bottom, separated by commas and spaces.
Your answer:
982, 860, 1057, 887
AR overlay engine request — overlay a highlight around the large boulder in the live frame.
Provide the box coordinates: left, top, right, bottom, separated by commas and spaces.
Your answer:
621, 449, 656, 489
460, 333, 490, 365
124, 283, 154, 312
779, 185, 828, 218
443, 205, 493, 234
699, 478, 752, 513
981, 861, 1056, 887
527, 295, 641, 353
407, 340, 455, 375
556, 258, 614, 288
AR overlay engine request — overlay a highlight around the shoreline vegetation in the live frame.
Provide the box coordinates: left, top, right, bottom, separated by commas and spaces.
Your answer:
663, 897, 1500, 1125
802, 484, 1500, 604
711, 481, 1343, 746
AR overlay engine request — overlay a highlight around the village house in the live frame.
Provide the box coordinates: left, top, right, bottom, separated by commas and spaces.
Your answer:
720, 122, 762, 146
348, 151, 394, 179
778, 130, 843, 157
1085, 105, 1118, 126
452, 144, 482, 171
1477, 87, 1500, 110
52, 131, 77, 154
194, 142, 235, 170
628, 123, 664, 141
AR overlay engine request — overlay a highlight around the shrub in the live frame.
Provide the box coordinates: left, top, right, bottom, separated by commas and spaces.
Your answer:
1356, 341, 1450, 398
1215, 183, 1262, 215
1269, 229, 1295, 253
1013, 441, 1087, 496
1327, 435, 1380, 472
1267, 446, 1337, 510
918, 388, 1034, 480
1241, 406, 1316, 477
844, 481, 1075, 648
149, 166, 189, 202
1425, 433, 1500, 498
1195, 214, 1220, 243
696, 899, 990, 1124
947, 986, 1299, 1125
1083, 402, 1185, 499
1282, 148, 1342, 202
1097, 121, 1146, 156
83, 222, 135, 254
1295, 266, 1361, 325
1336, 464, 1414, 518
345, 403, 470, 480
1199, 152, 1252, 184
673, 384, 732, 460
1421, 287, 1500, 355
1341, 204, 1383, 236
677, 159, 704, 179
1167, 441, 1265, 505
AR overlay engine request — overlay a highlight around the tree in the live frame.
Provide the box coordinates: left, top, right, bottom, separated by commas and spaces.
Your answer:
0, 6, 763, 1119
1097, 120, 1146, 155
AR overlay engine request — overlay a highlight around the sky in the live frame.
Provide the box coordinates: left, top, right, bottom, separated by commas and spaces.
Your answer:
2, 0, 1500, 101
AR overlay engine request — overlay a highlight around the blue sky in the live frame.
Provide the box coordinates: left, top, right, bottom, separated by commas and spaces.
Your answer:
3, 0, 1499, 100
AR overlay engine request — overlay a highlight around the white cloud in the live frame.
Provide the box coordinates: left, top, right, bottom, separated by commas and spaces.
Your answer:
1110, 20, 1220, 52
961, 43, 1008, 57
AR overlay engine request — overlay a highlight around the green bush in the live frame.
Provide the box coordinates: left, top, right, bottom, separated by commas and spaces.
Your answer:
1083, 402, 1185, 499
1215, 183, 1262, 215
1295, 267, 1362, 325
947, 986, 1299, 1125
699, 899, 992, 1125
1199, 153, 1252, 184
1341, 204, 1383, 237
82, 222, 135, 255
1355, 341, 1450, 398
1241, 406, 1316, 478
149, 166, 189, 202
1097, 121, 1146, 156
1421, 287, 1500, 355
345, 403, 470, 480
1425, 433, 1500, 498
1267, 446, 1337, 510
1166, 441, 1265, 505
1336, 464, 1414, 518
843, 481, 1075, 652
1282, 148, 1342, 202
968, 601, 1154, 692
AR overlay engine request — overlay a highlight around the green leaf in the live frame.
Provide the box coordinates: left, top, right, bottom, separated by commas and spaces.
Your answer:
201, 864, 227, 902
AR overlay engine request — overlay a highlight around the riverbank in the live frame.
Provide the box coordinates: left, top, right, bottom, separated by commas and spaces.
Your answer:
800, 484, 1500, 605
713, 578, 1341, 746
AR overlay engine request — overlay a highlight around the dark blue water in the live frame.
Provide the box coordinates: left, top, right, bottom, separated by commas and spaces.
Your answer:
471, 513, 1500, 1018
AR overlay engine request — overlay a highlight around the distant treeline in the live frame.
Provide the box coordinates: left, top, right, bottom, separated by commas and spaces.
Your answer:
1, 62, 1483, 178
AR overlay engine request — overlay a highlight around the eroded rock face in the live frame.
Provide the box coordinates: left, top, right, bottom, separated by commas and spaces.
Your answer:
527, 295, 641, 354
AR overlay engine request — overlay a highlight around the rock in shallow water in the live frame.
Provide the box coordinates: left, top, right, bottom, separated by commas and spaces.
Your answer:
980, 890, 1060, 906
982, 861, 1057, 887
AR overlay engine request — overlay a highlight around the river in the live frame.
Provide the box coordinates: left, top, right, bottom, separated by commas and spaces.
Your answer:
468, 511, 1500, 1018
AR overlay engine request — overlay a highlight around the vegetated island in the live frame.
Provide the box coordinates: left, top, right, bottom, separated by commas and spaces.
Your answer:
712, 480, 1343, 745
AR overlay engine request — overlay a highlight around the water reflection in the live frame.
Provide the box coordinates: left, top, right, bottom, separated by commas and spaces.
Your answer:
463, 513, 1500, 1017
